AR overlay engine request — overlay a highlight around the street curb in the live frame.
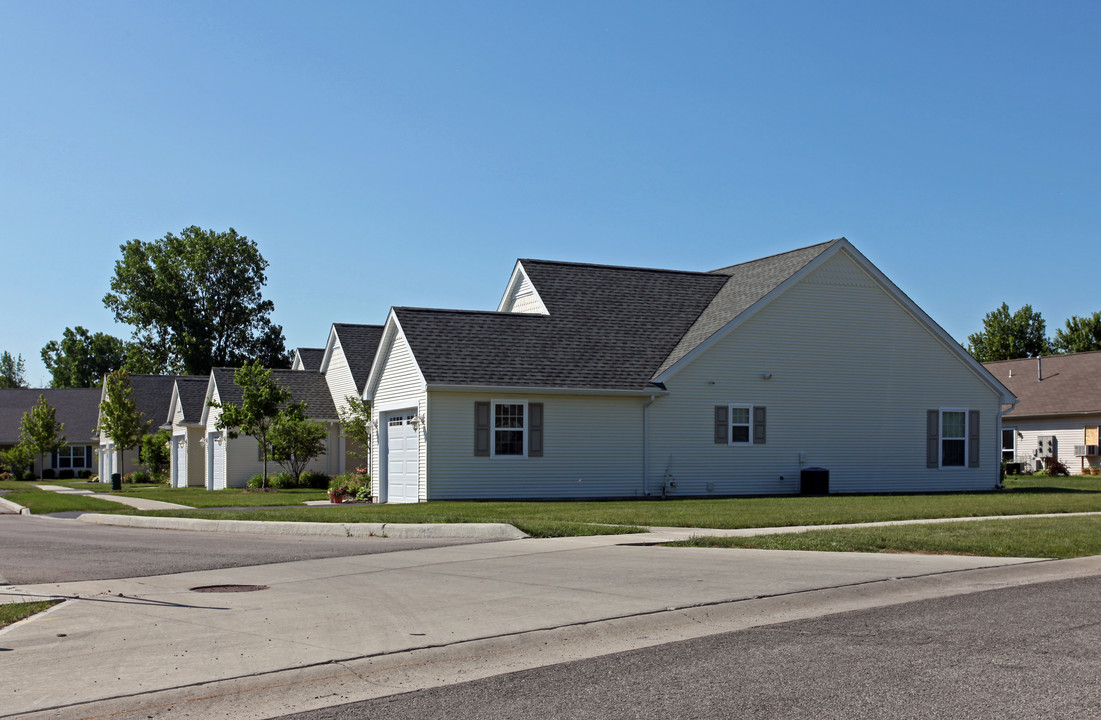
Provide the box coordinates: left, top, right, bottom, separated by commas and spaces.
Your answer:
0, 496, 31, 515
75, 513, 529, 539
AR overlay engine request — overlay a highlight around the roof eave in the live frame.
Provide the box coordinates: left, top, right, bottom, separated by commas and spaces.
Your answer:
424, 383, 669, 397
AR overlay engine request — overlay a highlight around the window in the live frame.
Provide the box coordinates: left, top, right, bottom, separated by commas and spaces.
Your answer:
54, 446, 88, 470
714, 405, 766, 445
1001, 428, 1016, 463
927, 409, 978, 469
475, 401, 544, 458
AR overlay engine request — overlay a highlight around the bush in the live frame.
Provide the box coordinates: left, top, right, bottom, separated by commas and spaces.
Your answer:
0, 471, 10, 482
126, 471, 152, 484
246, 474, 265, 489
89, 474, 99, 483
21, 470, 37, 481
79, 469, 92, 479
41, 468, 56, 480
58, 469, 75, 480
299, 470, 329, 489
268, 471, 298, 489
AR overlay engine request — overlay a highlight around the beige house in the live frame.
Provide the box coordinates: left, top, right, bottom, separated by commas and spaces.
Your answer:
363, 238, 1016, 503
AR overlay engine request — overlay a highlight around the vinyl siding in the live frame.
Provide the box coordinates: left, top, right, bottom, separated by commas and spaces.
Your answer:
426, 391, 645, 499
1006, 415, 1101, 473
649, 251, 1004, 495
324, 342, 360, 417
501, 272, 548, 315
370, 331, 428, 501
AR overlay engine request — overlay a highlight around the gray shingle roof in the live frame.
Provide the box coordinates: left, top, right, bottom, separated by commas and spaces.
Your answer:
126, 375, 180, 431
210, 368, 338, 420
0, 388, 102, 444
170, 376, 210, 425
332, 324, 384, 393
293, 348, 325, 372
394, 241, 842, 392
984, 352, 1101, 417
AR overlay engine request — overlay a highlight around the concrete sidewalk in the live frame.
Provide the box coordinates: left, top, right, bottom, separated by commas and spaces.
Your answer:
34, 484, 192, 510
4, 531, 1100, 720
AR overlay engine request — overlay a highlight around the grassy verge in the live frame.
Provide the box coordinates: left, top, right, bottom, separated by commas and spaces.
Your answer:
1, 599, 63, 628
670, 515, 1101, 559
0, 484, 136, 514
82, 486, 328, 507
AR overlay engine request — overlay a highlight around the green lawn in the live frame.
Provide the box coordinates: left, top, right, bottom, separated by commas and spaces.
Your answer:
670, 515, 1101, 559
0, 599, 63, 629
0, 481, 327, 512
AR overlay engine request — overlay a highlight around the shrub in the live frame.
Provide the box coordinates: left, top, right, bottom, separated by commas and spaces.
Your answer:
0, 471, 10, 482
268, 471, 298, 489
79, 469, 92, 479
41, 468, 56, 480
58, 469, 75, 480
299, 470, 329, 489
21, 470, 37, 481
247, 474, 266, 489
88, 474, 99, 483
126, 471, 152, 484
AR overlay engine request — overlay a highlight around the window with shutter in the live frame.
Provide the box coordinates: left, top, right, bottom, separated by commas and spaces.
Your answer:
931, 408, 978, 469
716, 404, 764, 445
476, 401, 542, 458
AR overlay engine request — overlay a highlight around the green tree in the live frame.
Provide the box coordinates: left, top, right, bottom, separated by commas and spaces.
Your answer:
41, 326, 132, 387
20, 395, 66, 475
0, 351, 28, 388
269, 416, 327, 478
0, 441, 35, 476
1051, 312, 1101, 354
140, 428, 172, 479
98, 369, 151, 478
209, 361, 299, 487
103, 226, 291, 376
967, 303, 1050, 362
337, 395, 373, 470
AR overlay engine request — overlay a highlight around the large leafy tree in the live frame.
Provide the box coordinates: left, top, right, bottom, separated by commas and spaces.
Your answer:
20, 395, 66, 475
103, 226, 290, 376
98, 369, 151, 478
269, 416, 328, 478
0, 351, 28, 388
1051, 312, 1101, 355
209, 361, 301, 487
967, 303, 1050, 362
40, 326, 150, 387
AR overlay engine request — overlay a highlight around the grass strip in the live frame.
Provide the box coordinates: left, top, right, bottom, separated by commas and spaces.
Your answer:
2, 486, 135, 514
1, 599, 63, 628
670, 516, 1101, 559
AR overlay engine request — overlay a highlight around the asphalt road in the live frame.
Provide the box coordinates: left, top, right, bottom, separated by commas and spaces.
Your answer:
0, 513, 494, 585
275, 575, 1101, 720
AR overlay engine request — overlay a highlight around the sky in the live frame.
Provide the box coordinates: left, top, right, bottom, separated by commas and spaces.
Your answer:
2, 1, 1099, 386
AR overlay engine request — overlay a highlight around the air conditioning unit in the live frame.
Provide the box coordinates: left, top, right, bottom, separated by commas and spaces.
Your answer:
1073, 445, 1099, 457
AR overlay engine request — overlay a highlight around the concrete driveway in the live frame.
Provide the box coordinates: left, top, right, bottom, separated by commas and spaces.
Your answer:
5, 530, 1099, 720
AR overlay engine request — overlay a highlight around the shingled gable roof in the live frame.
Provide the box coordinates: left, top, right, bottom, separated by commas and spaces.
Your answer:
330, 324, 384, 394
0, 388, 101, 444
165, 376, 210, 426
984, 352, 1101, 418
292, 348, 325, 372
206, 368, 338, 420
115, 375, 180, 432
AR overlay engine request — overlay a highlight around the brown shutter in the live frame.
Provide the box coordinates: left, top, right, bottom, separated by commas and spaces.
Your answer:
528, 402, 543, 457
927, 410, 939, 468
714, 406, 728, 444
85, 446, 93, 467
969, 410, 980, 468
753, 406, 766, 444
474, 401, 490, 456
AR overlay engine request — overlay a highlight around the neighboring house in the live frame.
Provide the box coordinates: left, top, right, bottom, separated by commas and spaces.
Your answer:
363, 238, 1016, 503
983, 352, 1101, 474
0, 388, 101, 477
318, 323, 384, 473
292, 347, 325, 372
199, 368, 340, 489
97, 375, 179, 480
164, 376, 211, 487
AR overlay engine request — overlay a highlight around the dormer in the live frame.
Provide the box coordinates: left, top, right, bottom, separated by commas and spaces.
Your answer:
497, 261, 549, 315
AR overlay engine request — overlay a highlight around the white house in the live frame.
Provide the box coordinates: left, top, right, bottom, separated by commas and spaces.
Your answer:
199, 367, 342, 489
97, 375, 178, 481
164, 376, 211, 487
983, 352, 1101, 474
317, 323, 383, 474
363, 238, 1016, 503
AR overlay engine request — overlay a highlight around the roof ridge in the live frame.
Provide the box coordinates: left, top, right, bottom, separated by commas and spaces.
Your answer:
709, 239, 843, 275
518, 258, 719, 278
983, 349, 1101, 365
333, 322, 385, 330
396, 306, 549, 317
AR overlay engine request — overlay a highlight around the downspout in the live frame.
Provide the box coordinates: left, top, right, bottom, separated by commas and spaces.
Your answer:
643, 395, 658, 496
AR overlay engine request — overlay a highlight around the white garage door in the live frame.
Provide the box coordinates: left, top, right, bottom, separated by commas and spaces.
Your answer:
386, 412, 419, 503
208, 432, 224, 490
171, 436, 182, 487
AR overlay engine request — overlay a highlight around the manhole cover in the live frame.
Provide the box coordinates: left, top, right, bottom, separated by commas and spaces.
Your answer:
189, 584, 269, 593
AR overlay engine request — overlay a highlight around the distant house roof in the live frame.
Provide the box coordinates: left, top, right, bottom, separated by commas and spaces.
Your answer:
391, 241, 841, 392
166, 376, 210, 426
331, 324, 384, 394
209, 368, 338, 420
292, 348, 325, 372
124, 375, 180, 430
0, 388, 102, 445
984, 352, 1101, 417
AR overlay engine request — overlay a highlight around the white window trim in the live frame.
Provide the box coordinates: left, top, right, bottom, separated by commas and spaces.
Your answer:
491, 399, 528, 459
728, 403, 753, 446
939, 407, 969, 470
1001, 426, 1017, 463
55, 445, 88, 470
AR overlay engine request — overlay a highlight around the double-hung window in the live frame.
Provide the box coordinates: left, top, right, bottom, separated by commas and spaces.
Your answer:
54, 446, 88, 469
927, 408, 979, 469
714, 405, 766, 445
474, 401, 544, 458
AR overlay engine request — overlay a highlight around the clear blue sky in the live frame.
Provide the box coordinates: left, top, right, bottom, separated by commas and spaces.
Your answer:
3, 1, 1099, 386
